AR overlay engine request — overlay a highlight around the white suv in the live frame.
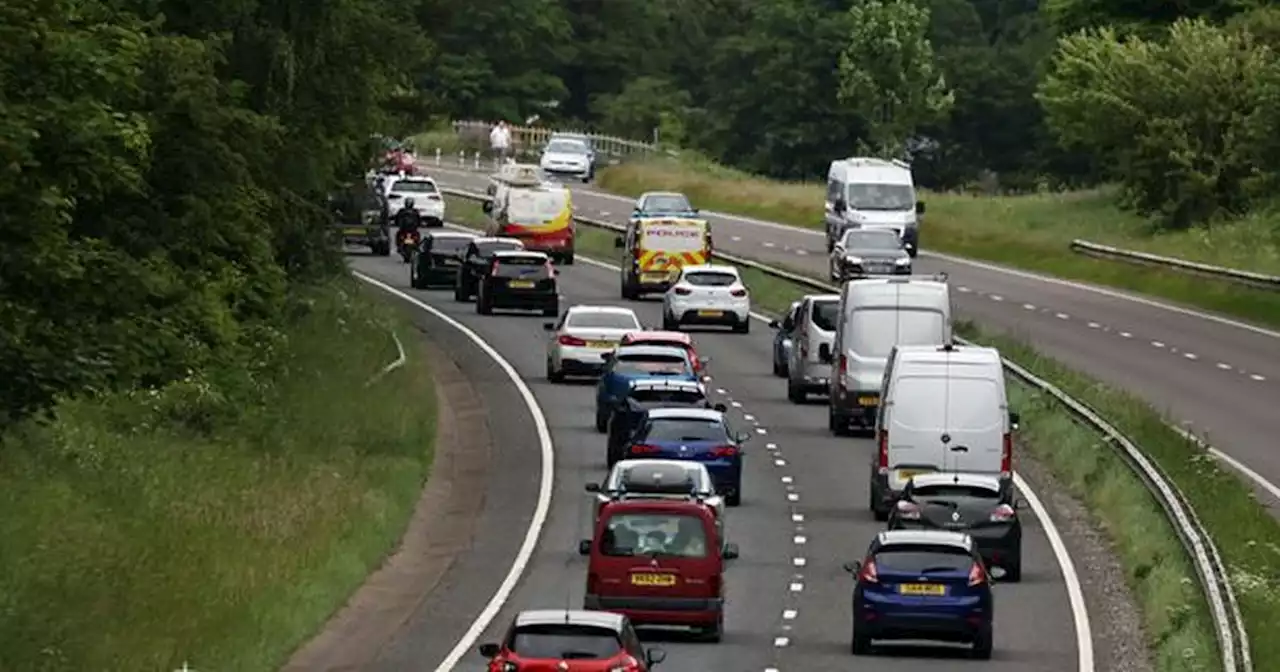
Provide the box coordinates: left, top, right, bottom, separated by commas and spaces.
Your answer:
662, 265, 751, 333
386, 176, 446, 227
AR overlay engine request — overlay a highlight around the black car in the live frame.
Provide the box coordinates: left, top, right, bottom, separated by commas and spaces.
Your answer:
476, 250, 559, 316
605, 379, 724, 468
410, 231, 476, 289
330, 183, 390, 255
454, 237, 525, 301
886, 472, 1023, 581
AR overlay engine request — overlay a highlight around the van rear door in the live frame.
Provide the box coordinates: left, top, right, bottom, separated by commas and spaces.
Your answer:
885, 374, 947, 490
937, 374, 1004, 474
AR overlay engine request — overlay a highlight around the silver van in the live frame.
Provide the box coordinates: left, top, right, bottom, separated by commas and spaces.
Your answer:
786, 294, 840, 403
821, 277, 951, 436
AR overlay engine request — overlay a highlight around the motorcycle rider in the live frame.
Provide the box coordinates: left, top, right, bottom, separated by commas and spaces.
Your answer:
394, 198, 422, 252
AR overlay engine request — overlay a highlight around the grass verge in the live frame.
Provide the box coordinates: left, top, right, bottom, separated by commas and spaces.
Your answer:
595, 157, 1280, 330
445, 193, 1277, 668
0, 278, 438, 671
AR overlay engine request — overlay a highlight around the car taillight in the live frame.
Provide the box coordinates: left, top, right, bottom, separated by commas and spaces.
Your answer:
629, 444, 660, 454
559, 334, 587, 346
837, 354, 848, 380
674, 287, 692, 295
877, 430, 889, 471
990, 503, 1016, 522
711, 445, 738, 457
499, 661, 518, 672
544, 259, 555, 275
859, 558, 879, 583
968, 562, 987, 586
489, 260, 500, 274
1001, 432, 1012, 473
730, 288, 747, 297
608, 656, 641, 672
894, 500, 921, 519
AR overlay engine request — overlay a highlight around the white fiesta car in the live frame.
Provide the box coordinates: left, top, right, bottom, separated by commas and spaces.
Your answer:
586, 459, 725, 521
662, 265, 751, 334
544, 305, 643, 381
386, 176, 445, 226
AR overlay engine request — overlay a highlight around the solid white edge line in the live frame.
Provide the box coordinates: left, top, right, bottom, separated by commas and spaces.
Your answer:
1175, 426, 1280, 502
558, 246, 1096, 672
432, 165, 1280, 340
352, 272, 556, 672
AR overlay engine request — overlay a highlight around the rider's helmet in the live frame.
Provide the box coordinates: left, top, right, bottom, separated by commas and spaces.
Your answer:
404, 198, 416, 211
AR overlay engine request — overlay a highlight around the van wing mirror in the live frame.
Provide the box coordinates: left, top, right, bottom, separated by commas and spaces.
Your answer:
768, 319, 780, 329
713, 402, 727, 412
817, 344, 832, 363
481, 200, 493, 214
833, 198, 846, 212
578, 539, 592, 556
542, 322, 555, 331
614, 235, 624, 248
842, 560, 861, 574
722, 542, 740, 559
646, 648, 667, 665
584, 482, 601, 493
478, 643, 500, 658
1009, 411, 1020, 430
916, 200, 925, 214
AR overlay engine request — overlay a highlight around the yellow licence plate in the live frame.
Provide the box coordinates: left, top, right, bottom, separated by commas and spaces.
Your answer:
508, 280, 535, 288
697, 310, 722, 317
586, 341, 614, 349
857, 396, 878, 406
641, 273, 669, 282
898, 583, 946, 596
897, 469, 924, 481
631, 573, 677, 587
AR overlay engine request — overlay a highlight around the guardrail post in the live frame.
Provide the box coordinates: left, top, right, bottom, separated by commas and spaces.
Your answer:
457, 151, 464, 167
473, 152, 480, 170
434, 148, 441, 165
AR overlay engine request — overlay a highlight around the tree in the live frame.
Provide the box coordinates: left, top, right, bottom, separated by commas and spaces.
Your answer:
1042, 0, 1262, 35
837, 0, 955, 156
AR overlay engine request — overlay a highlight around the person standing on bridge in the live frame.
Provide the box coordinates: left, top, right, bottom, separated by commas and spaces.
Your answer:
489, 120, 511, 163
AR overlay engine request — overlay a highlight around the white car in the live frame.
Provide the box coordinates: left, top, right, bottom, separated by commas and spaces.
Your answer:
386, 176, 445, 226
586, 459, 725, 521
662, 265, 751, 334
544, 305, 643, 381
538, 137, 593, 182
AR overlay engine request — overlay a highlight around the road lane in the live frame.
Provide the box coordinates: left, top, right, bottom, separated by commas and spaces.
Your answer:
348, 246, 1085, 671
428, 164, 1280, 509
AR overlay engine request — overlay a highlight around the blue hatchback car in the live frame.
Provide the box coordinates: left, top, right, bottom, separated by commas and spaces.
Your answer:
595, 345, 700, 433
844, 530, 994, 659
621, 407, 748, 506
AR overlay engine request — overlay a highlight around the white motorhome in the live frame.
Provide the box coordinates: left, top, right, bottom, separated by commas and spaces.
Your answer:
823, 157, 924, 256
869, 344, 1016, 520
822, 277, 951, 436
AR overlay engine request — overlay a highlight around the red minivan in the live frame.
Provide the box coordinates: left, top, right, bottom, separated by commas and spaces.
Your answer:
579, 499, 738, 641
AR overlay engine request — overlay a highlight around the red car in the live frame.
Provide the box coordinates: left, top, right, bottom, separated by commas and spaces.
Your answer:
478, 609, 666, 671
619, 331, 707, 374
382, 149, 416, 175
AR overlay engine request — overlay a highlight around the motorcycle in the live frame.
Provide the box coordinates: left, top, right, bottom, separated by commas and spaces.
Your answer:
397, 228, 420, 263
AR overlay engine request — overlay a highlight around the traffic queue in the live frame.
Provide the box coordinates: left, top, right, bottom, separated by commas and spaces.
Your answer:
341, 155, 1022, 669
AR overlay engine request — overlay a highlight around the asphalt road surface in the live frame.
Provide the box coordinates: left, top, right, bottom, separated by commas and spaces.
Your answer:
427, 163, 1280, 509
348, 247, 1085, 671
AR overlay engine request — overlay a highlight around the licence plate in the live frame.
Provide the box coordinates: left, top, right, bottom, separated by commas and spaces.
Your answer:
897, 469, 924, 481
508, 280, 535, 288
641, 273, 669, 282
857, 396, 878, 406
631, 573, 677, 587
343, 228, 366, 236
898, 583, 946, 596
586, 341, 614, 349
697, 310, 722, 317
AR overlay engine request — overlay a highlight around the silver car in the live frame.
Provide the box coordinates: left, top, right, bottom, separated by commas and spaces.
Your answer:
586, 459, 726, 521
786, 294, 840, 403
829, 228, 912, 282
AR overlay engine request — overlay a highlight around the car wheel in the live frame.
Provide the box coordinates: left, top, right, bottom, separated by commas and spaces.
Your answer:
1002, 557, 1022, 583
662, 312, 678, 331
453, 281, 468, 302
476, 296, 491, 315
542, 302, 558, 317
851, 624, 873, 655
787, 378, 807, 404
546, 359, 564, 383
733, 317, 750, 334
971, 626, 993, 660
409, 265, 423, 289
594, 407, 609, 433
726, 489, 741, 507
829, 407, 851, 436
772, 353, 784, 377
699, 615, 724, 643
561, 252, 574, 265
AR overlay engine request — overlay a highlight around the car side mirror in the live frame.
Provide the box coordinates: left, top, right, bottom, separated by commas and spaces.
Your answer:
478, 643, 500, 658
842, 560, 861, 575
735, 432, 751, 444
481, 201, 493, 214
768, 319, 780, 329
584, 482, 601, 493
578, 539, 592, 556
818, 344, 832, 363
833, 198, 846, 212
722, 542, 739, 559
543, 322, 555, 331
614, 235, 624, 248
714, 402, 727, 412
600, 351, 614, 361
646, 648, 667, 665
916, 200, 925, 214
698, 356, 711, 367
1009, 411, 1020, 430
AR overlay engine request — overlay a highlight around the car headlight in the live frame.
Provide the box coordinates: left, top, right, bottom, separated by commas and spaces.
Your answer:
843, 256, 863, 265
895, 257, 911, 265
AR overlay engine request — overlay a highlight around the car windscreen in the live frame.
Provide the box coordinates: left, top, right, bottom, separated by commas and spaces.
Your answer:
642, 194, 691, 212
848, 308, 946, 358
873, 545, 973, 573
509, 623, 622, 659
638, 417, 729, 443
847, 183, 915, 210
682, 271, 737, 287
567, 312, 640, 329
811, 300, 839, 331
545, 139, 588, 154
842, 230, 902, 249
630, 389, 704, 406
507, 188, 567, 222
493, 256, 550, 279
391, 180, 437, 194
474, 241, 523, 257
601, 512, 709, 558
613, 354, 689, 376
428, 237, 470, 254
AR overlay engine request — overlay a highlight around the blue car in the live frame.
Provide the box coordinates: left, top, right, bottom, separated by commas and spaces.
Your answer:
595, 345, 700, 433
621, 407, 748, 506
632, 191, 700, 219
844, 530, 994, 659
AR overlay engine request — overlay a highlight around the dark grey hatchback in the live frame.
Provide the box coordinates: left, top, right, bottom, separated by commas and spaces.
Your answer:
886, 472, 1024, 581
828, 228, 912, 281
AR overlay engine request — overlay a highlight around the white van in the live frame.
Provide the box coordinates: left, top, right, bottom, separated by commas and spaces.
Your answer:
868, 343, 1017, 520
823, 157, 924, 256
822, 277, 951, 436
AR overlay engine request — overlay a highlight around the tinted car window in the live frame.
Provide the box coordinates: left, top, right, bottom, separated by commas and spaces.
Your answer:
683, 271, 737, 286
493, 256, 550, 279
642, 194, 691, 212
848, 308, 946, 358
630, 389, 704, 405
474, 241, 523, 258
638, 418, 730, 443
873, 545, 973, 573
602, 513, 709, 557
841, 230, 902, 249
392, 180, 438, 194
811, 300, 839, 331
509, 624, 622, 659
912, 484, 1001, 500
567, 312, 641, 329
428, 237, 471, 254
545, 139, 588, 154
847, 183, 915, 210
613, 354, 690, 375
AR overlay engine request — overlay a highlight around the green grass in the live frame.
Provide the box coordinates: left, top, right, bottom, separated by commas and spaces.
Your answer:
0, 279, 439, 671
445, 193, 1277, 668
596, 157, 1280, 329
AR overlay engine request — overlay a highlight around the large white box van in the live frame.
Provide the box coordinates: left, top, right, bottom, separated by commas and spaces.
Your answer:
821, 277, 951, 435
868, 344, 1018, 520
823, 157, 924, 256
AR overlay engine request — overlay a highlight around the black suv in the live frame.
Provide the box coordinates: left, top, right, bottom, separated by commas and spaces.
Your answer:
476, 251, 559, 316
454, 237, 525, 301
410, 231, 475, 289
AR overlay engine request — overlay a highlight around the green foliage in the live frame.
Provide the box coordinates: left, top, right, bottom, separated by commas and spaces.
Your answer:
1037, 19, 1280, 227
1043, 0, 1262, 35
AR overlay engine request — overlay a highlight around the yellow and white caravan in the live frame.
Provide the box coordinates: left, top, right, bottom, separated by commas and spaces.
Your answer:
614, 216, 712, 299
482, 163, 576, 264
